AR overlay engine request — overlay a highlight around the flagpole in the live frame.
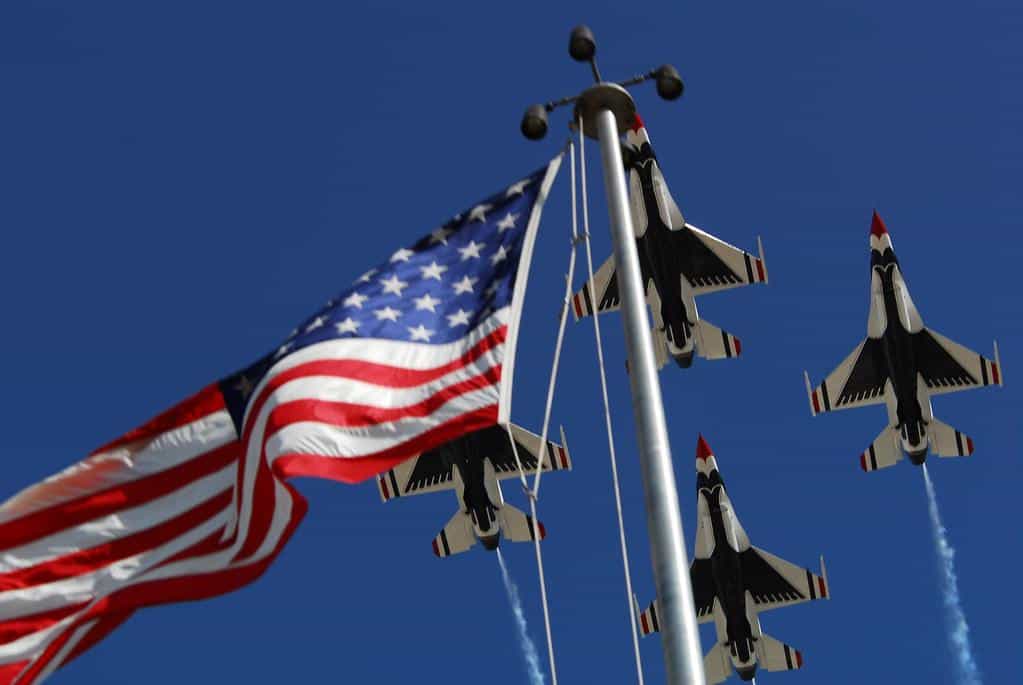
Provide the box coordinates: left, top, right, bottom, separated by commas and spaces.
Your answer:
519, 27, 705, 685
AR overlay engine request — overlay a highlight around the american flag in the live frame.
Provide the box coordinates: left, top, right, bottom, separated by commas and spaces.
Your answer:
0, 156, 562, 683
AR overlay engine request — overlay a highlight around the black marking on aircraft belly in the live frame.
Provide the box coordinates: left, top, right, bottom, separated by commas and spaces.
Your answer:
913, 330, 977, 388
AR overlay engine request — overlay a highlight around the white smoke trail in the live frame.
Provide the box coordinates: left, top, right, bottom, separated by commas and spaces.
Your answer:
496, 549, 546, 685
922, 464, 982, 685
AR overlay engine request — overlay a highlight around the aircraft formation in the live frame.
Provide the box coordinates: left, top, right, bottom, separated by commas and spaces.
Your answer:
376, 114, 1004, 682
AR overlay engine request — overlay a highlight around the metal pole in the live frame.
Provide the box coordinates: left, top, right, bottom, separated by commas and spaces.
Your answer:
594, 107, 706, 685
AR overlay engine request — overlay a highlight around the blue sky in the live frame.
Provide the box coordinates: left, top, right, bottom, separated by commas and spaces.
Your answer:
1, 1, 1021, 683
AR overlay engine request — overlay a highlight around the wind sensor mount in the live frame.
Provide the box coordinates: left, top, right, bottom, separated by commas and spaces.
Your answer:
520, 25, 684, 141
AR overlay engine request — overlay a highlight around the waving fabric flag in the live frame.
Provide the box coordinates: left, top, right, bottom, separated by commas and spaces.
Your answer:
0, 155, 562, 683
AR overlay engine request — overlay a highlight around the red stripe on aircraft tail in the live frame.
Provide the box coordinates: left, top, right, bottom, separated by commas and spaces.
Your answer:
755, 259, 765, 282
992, 363, 1000, 385
811, 391, 821, 415
859, 453, 868, 472
795, 650, 804, 668
818, 576, 827, 598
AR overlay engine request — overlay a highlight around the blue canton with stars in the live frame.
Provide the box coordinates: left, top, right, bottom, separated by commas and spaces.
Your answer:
281, 166, 547, 353
219, 164, 551, 430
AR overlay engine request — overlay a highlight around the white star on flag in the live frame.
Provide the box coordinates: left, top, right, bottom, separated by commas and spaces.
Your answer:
459, 240, 484, 261
420, 261, 448, 280
447, 309, 471, 327
305, 316, 326, 332
452, 276, 478, 295
374, 306, 401, 321
490, 245, 509, 265
429, 227, 453, 244
408, 324, 434, 342
379, 274, 408, 296
357, 268, 377, 283
390, 247, 415, 263
467, 203, 492, 222
343, 292, 369, 309
414, 293, 441, 312
496, 212, 519, 232
506, 179, 530, 197
335, 317, 360, 334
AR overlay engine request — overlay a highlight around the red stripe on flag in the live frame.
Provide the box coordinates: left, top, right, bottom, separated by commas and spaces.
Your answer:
90, 384, 226, 456
235, 364, 502, 560
275, 404, 500, 484
0, 602, 89, 646
264, 366, 501, 432
12, 487, 309, 685
0, 441, 239, 551
0, 490, 233, 592
243, 327, 508, 438
61, 609, 134, 667
0, 661, 30, 685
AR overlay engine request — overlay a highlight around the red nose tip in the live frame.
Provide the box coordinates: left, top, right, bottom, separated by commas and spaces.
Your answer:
870, 210, 888, 238
630, 112, 645, 132
696, 434, 714, 461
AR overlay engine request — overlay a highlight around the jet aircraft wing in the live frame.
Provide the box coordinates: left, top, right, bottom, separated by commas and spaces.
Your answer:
674, 224, 768, 295
913, 328, 1002, 397
376, 451, 454, 502
741, 547, 829, 613
806, 338, 888, 415
689, 558, 717, 624
491, 424, 572, 480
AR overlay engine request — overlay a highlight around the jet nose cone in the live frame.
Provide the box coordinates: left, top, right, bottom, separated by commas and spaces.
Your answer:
870, 210, 888, 238
481, 534, 501, 551
695, 435, 719, 475
696, 434, 714, 461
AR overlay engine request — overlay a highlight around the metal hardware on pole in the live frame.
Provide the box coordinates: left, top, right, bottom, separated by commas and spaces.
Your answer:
518, 25, 704, 685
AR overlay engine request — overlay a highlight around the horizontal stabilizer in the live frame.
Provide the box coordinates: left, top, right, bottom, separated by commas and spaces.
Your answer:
693, 319, 742, 361
929, 419, 974, 458
860, 426, 902, 472
498, 504, 545, 543
634, 597, 660, 637
703, 642, 732, 685
432, 511, 476, 558
756, 633, 804, 673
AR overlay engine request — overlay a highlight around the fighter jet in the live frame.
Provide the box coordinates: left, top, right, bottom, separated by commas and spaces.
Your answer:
376, 424, 571, 557
804, 212, 1003, 471
636, 436, 829, 683
571, 114, 768, 368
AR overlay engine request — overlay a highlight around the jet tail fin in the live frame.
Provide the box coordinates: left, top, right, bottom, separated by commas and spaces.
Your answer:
431, 510, 476, 558
756, 633, 804, 673
928, 418, 974, 458
860, 426, 903, 472
497, 504, 545, 543
703, 642, 732, 685
693, 319, 742, 361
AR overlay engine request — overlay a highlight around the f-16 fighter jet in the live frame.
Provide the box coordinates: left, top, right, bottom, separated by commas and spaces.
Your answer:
570, 115, 767, 368
636, 436, 829, 683
804, 212, 1003, 471
376, 424, 570, 557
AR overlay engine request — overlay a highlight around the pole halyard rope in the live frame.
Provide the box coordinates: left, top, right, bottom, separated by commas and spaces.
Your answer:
501, 138, 580, 685
577, 116, 646, 685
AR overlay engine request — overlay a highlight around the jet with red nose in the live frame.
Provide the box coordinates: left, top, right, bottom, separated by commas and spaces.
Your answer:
804, 212, 1003, 471
636, 437, 829, 683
